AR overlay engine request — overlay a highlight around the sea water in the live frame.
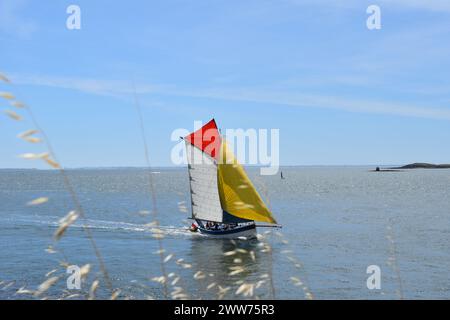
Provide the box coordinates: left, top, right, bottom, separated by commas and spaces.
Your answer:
0, 167, 449, 299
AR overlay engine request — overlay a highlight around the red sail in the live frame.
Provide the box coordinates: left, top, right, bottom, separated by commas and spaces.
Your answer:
185, 119, 221, 160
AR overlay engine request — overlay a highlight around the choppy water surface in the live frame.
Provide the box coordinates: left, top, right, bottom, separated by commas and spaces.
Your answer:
0, 167, 449, 299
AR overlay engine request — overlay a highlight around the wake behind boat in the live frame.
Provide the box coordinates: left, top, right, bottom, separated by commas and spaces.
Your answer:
183, 119, 280, 239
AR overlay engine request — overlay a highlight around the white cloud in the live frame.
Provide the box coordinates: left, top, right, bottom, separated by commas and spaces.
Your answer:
172, 87, 450, 121
8, 72, 450, 121
9, 73, 170, 98
383, 0, 450, 13
287, 0, 450, 13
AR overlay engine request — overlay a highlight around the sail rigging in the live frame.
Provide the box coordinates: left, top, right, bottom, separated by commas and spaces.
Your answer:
184, 119, 277, 224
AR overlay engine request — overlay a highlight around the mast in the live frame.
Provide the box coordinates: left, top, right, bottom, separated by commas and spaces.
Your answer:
187, 163, 194, 220
181, 136, 195, 220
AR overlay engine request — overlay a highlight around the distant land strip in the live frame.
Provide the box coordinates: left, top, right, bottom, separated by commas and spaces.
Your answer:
391, 163, 450, 169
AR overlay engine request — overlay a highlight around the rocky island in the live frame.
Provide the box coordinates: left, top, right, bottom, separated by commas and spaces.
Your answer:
391, 163, 450, 169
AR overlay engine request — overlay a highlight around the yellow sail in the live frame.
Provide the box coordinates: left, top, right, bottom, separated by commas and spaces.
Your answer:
217, 140, 277, 224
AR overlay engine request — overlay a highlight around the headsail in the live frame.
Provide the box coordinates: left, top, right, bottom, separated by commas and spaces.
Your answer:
184, 119, 276, 224
217, 140, 277, 224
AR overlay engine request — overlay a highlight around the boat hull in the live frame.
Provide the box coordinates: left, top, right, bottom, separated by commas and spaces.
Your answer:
197, 224, 257, 239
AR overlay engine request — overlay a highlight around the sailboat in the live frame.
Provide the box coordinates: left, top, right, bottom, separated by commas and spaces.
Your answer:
183, 119, 280, 239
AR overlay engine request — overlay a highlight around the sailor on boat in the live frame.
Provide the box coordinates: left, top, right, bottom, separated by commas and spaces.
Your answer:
189, 223, 198, 232
182, 119, 281, 239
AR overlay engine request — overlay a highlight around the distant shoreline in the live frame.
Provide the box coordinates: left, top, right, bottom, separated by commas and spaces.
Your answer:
1, 163, 450, 171
390, 163, 450, 169
0, 165, 403, 171
369, 163, 450, 172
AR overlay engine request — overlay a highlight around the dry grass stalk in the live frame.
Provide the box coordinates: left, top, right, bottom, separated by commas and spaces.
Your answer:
89, 280, 99, 300
151, 276, 166, 284
11, 101, 25, 108
236, 283, 255, 297
164, 254, 174, 263
16, 287, 35, 295
228, 266, 245, 276
255, 280, 266, 289
43, 156, 61, 169
19, 152, 49, 160
0, 73, 10, 83
54, 210, 79, 240
27, 197, 49, 206
171, 287, 189, 300
138, 210, 151, 216
207, 282, 217, 290
193, 271, 206, 280
17, 129, 39, 138
4, 109, 22, 120
3, 72, 114, 296
45, 246, 57, 254
0, 91, 15, 99
171, 277, 180, 286
249, 250, 256, 262
110, 289, 121, 300
79, 264, 91, 280
34, 276, 59, 297
217, 286, 230, 300
45, 269, 58, 277
2, 281, 15, 290
22, 136, 42, 143
132, 83, 169, 298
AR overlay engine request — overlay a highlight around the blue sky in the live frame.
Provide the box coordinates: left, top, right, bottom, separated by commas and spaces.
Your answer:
1, 0, 450, 168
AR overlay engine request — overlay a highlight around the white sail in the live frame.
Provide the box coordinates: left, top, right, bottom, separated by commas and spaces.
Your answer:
185, 141, 223, 222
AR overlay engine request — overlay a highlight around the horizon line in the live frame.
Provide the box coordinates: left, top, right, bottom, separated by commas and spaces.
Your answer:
0, 164, 430, 171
